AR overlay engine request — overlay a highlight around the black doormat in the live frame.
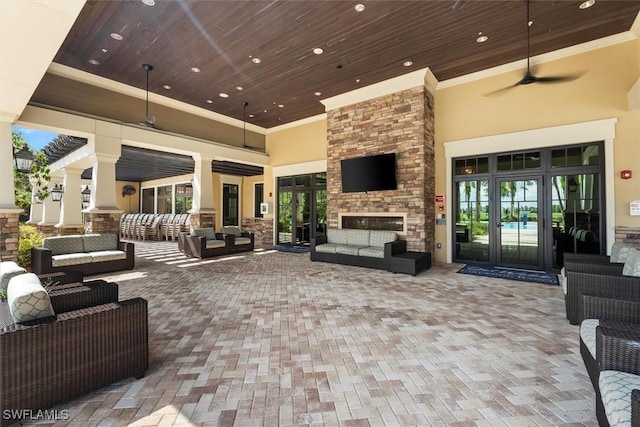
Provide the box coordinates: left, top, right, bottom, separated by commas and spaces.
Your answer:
457, 265, 559, 285
270, 245, 311, 254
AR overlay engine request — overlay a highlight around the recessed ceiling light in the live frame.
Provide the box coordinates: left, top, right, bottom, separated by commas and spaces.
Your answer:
219, 93, 229, 98
313, 47, 324, 55
249, 114, 254, 118
314, 91, 322, 96
355, 4, 365, 12
191, 67, 201, 73
110, 33, 123, 41
206, 99, 213, 104
163, 84, 171, 90
579, 0, 595, 9
88, 59, 100, 65
356, 78, 360, 83
476, 33, 489, 43
101, 48, 108, 53
403, 60, 413, 67
278, 104, 284, 108
263, 109, 267, 113
528, 20, 533, 27
236, 86, 244, 91
141, 0, 155, 5
252, 57, 262, 64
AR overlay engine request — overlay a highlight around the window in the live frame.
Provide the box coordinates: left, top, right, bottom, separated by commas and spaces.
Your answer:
254, 183, 264, 217
223, 183, 239, 226
175, 183, 193, 214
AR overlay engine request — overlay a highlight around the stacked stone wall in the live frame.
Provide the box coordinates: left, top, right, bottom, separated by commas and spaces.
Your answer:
241, 218, 273, 249
326, 86, 435, 253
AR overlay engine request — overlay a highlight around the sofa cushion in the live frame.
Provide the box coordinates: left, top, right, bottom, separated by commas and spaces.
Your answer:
561, 275, 567, 295
83, 234, 118, 252
89, 250, 127, 263
336, 245, 366, 256
599, 370, 640, 426
205, 240, 226, 249
315, 243, 340, 254
327, 229, 348, 245
221, 226, 242, 236
234, 237, 252, 246
358, 246, 385, 258
1, 261, 27, 293
611, 243, 635, 263
369, 231, 397, 248
622, 249, 640, 277
192, 228, 216, 240
43, 235, 85, 255
579, 319, 599, 358
346, 229, 370, 246
52, 253, 94, 267
7, 273, 55, 323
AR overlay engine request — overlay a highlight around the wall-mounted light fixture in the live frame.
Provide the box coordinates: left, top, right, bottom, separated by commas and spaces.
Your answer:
81, 185, 91, 203
568, 177, 578, 193
50, 184, 64, 202
13, 146, 35, 173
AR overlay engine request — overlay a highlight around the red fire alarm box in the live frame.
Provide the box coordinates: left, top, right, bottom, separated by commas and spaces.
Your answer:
621, 170, 632, 179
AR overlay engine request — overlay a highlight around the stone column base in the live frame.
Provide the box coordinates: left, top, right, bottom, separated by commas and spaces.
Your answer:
36, 224, 58, 237
56, 225, 86, 236
241, 218, 273, 249
0, 210, 20, 262
190, 212, 215, 231
85, 211, 123, 235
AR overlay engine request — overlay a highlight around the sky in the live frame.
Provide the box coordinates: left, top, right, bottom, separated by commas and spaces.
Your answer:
12, 125, 59, 151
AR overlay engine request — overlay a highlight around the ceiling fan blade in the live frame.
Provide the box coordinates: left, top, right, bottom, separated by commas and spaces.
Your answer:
483, 82, 520, 97
532, 74, 583, 84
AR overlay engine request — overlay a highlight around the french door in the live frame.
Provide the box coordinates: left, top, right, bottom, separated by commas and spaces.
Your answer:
494, 177, 543, 270
276, 174, 327, 246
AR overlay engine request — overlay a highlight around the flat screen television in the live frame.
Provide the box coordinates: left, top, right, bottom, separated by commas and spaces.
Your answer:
341, 153, 397, 193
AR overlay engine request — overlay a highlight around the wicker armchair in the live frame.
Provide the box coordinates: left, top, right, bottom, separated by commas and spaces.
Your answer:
565, 270, 640, 325
593, 326, 640, 426
0, 282, 148, 426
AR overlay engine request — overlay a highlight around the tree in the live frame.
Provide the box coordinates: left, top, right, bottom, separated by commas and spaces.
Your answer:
12, 131, 51, 213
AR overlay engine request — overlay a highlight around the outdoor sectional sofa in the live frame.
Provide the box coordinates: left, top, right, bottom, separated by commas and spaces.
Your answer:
0, 277, 148, 426
31, 233, 134, 276
310, 228, 407, 272
182, 227, 255, 259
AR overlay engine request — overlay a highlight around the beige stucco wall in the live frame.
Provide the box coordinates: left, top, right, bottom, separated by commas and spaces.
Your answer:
433, 39, 640, 262
115, 180, 140, 213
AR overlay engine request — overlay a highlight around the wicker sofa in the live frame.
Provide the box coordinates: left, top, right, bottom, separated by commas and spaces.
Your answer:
0, 279, 148, 426
578, 294, 640, 426
31, 234, 135, 276
310, 228, 407, 271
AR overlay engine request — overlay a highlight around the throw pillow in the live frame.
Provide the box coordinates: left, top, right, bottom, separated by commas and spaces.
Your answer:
611, 243, 634, 263
192, 228, 216, 240
7, 273, 56, 323
622, 248, 640, 277
0, 261, 27, 293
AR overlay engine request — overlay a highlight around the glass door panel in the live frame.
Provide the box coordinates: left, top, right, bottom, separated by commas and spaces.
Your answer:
295, 191, 312, 245
496, 178, 542, 269
315, 189, 327, 240
453, 180, 490, 262
277, 190, 293, 244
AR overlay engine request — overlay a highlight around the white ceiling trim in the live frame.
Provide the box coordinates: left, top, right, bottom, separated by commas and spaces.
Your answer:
267, 113, 327, 133
47, 63, 268, 135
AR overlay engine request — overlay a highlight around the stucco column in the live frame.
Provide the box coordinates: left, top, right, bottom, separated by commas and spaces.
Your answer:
56, 167, 84, 234
189, 153, 215, 229
84, 133, 123, 234
0, 120, 22, 261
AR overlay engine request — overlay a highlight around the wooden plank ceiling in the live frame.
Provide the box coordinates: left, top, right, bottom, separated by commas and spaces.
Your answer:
38, 0, 639, 132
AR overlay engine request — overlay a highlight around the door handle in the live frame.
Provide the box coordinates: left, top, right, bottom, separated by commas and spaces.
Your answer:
496, 222, 501, 228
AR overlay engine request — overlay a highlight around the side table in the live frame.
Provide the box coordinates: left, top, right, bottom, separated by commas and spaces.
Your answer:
390, 252, 431, 276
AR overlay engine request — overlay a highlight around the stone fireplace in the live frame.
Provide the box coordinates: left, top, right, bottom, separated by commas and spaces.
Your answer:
340, 213, 406, 234
326, 85, 435, 253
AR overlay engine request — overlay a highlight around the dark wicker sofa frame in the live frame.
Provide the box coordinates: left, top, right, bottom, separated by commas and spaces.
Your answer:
185, 232, 230, 259
31, 240, 135, 276
310, 235, 407, 272
227, 231, 255, 253
0, 282, 148, 426
565, 270, 640, 325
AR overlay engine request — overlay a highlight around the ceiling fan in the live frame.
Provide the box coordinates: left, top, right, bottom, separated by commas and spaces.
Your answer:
241, 101, 259, 150
139, 63, 161, 129
486, 0, 582, 96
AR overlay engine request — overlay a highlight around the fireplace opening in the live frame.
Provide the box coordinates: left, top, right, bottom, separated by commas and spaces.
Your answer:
340, 214, 404, 232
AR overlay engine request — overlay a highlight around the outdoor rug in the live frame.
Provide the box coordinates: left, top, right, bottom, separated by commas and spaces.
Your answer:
270, 245, 311, 254
457, 265, 559, 285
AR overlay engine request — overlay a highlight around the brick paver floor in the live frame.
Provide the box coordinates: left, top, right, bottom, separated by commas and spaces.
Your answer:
43, 241, 596, 426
